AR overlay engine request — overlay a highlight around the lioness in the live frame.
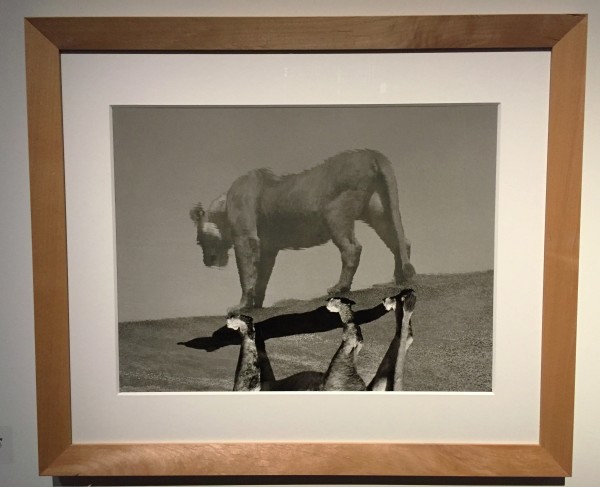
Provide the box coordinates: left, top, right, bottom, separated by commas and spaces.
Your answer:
190, 149, 414, 311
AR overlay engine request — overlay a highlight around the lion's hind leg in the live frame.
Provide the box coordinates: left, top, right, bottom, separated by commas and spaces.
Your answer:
324, 191, 368, 295
364, 193, 413, 285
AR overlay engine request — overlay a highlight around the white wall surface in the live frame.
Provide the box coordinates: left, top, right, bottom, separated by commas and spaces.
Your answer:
0, 1, 598, 486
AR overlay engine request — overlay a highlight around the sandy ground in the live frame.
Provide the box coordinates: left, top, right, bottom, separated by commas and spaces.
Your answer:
119, 271, 493, 392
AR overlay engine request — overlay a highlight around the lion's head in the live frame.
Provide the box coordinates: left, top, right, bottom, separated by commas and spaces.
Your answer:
189, 194, 232, 268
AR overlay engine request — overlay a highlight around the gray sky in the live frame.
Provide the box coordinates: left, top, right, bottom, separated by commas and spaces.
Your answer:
113, 105, 497, 321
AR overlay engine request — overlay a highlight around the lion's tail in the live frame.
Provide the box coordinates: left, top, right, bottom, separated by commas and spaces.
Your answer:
372, 150, 415, 281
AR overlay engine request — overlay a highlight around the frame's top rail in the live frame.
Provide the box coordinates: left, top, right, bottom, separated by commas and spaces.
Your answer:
26, 15, 585, 52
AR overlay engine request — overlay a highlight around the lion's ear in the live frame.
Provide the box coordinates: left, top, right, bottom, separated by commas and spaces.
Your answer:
189, 203, 205, 223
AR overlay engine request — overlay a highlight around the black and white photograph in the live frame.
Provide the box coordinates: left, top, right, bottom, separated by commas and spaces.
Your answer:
114, 104, 497, 392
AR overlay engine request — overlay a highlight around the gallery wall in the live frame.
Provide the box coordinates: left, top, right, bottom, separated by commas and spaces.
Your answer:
0, 1, 598, 486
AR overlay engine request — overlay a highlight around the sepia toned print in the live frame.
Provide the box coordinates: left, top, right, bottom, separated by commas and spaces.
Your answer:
114, 105, 497, 392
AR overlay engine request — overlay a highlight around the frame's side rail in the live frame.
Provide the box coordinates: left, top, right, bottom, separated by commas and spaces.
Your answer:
25, 20, 72, 473
540, 16, 587, 474
27, 15, 584, 52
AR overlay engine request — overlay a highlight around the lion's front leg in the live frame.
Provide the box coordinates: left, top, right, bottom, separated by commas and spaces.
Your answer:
231, 235, 260, 311
254, 248, 278, 308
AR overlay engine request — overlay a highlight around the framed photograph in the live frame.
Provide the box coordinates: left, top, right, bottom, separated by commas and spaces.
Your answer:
25, 15, 586, 477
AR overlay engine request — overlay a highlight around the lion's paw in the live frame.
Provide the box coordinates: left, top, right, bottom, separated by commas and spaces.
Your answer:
395, 263, 416, 284
227, 303, 251, 314
327, 284, 350, 295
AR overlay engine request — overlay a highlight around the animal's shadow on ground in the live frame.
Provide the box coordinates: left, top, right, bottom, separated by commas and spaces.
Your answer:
177, 302, 390, 352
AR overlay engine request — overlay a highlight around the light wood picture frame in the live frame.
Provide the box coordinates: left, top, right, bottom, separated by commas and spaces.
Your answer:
25, 15, 587, 478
